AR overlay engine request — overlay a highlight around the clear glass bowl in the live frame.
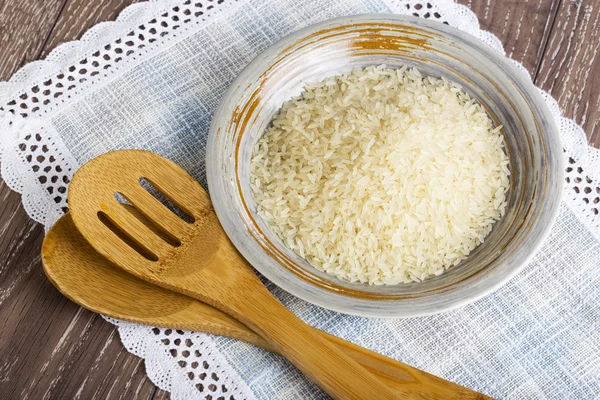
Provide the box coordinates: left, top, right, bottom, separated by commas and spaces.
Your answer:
206, 14, 563, 317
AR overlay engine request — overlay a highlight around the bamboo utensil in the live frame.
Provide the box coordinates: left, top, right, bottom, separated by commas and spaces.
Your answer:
67, 149, 398, 400
42, 212, 490, 399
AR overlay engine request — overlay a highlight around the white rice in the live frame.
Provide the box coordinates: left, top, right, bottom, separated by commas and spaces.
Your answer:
249, 65, 510, 285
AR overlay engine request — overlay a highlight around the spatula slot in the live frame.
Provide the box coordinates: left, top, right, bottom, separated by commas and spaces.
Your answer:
114, 192, 132, 206
97, 210, 159, 262
114, 192, 182, 248
139, 177, 195, 224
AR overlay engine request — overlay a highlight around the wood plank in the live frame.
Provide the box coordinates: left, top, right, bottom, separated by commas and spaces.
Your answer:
0, 216, 156, 398
0, 185, 35, 273
458, 0, 561, 76
535, 0, 600, 148
460, 0, 599, 148
0, 0, 66, 81
41, 0, 144, 59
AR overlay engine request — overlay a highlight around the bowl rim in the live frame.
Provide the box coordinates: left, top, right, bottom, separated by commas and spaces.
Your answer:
206, 13, 564, 317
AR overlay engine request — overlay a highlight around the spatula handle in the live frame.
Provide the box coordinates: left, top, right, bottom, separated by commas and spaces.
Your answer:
228, 287, 399, 400
320, 333, 491, 399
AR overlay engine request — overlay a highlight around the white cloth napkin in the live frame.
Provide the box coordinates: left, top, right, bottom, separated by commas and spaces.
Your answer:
1, 0, 598, 398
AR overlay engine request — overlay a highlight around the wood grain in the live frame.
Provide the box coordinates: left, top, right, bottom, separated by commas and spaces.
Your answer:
459, 0, 600, 149
535, 0, 600, 147
0, 0, 599, 398
0, 159, 166, 400
41, 0, 144, 59
66, 149, 406, 400
0, 0, 65, 81
458, 0, 562, 75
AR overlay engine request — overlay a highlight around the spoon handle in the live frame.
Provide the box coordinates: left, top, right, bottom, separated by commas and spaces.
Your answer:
320, 333, 491, 399
224, 284, 399, 400
157, 257, 398, 398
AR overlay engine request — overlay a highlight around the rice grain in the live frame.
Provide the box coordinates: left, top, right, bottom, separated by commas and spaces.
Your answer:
250, 65, 510, 285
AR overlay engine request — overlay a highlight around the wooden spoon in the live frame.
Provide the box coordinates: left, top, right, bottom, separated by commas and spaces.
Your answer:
65, 149, 471, 399
42, 212, 490, 399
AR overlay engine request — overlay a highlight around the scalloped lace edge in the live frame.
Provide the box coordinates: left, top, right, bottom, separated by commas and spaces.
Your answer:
0, 0, 180, 95
106, 317, 256, 399
0, 117, 77, 229
0, 0, 257, 397
0, 0, 249, 121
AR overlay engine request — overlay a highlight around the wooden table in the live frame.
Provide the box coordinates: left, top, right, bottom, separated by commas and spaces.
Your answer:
0, 0, 598, 398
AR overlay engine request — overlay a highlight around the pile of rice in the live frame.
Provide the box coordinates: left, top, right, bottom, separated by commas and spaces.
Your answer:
249, 65, 510, 285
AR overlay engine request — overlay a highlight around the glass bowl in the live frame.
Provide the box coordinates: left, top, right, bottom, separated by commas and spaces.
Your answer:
206, 14, 563, 317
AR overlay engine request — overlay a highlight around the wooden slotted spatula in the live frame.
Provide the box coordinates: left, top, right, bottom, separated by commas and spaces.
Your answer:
68, 149, 398, 400
42, 212, 490, 399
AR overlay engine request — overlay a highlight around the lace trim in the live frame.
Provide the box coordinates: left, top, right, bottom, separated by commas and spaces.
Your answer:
0, 0, 246, 119
109, 319, 255, 399
0, 119, 78, 228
